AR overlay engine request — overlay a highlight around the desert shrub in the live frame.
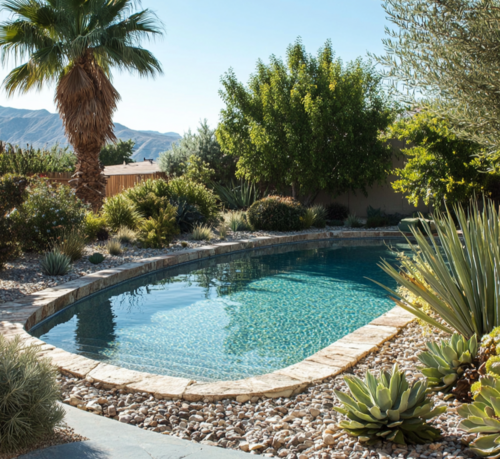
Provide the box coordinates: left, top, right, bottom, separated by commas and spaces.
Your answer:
365, 216, 390, 228
223, 210, 250, 232
247, 196, 306, 231
344, 214, 363, 228
138, 205, 179, 248
0, 335, 65, 453
126, 178, 218, 223
310, 204, 327, 228
191, 224, 214, 241
10, 178, 88, 252
82, 212, 108, 241
174, 199, 204, 232
0, 175, 29, 269
102, 194, 143, 231
115, 226, 137, 244
53, 228, 86, 261
326, 202, 349, 221
40, 250, 71, 276
212, 180, 264, 210
106, 238, 123, 255
217, 221, 229, 239
302, 207, 316, 229
167, 177, 218, 222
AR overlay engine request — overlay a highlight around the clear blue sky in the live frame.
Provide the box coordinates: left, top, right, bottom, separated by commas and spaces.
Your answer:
0, 0, 390, 135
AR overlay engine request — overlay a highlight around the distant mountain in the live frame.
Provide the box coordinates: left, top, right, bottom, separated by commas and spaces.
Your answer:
0, 106, 181, 161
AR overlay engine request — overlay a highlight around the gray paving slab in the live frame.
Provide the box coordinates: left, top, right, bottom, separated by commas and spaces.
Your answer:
20, 404, 250, 459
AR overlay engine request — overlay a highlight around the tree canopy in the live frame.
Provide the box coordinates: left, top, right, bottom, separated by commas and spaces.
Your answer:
158, 120, 235, 183
216, 39, 395, 201
376, 0, 500, 153
100, 139, 135, 166
386, 111, 499, 206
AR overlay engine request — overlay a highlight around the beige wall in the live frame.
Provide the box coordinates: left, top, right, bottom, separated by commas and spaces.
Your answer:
314, 139, 430, 218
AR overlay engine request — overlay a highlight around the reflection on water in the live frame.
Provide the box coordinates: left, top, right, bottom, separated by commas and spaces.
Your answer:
30, 239, 408, 381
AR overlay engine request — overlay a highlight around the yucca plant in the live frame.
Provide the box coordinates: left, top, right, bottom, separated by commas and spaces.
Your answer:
191, 224, 213, 241
302, 207, 317, 229
417, 333, 478, 398
40, 250, 71, 276
0, 335, 65, 453
373, 198, 500, 338
310, 204, 327, 228
212, 180, 264, 210
88, 252, 105, 264
458, 376, 500, 457
334, 364, 445, 445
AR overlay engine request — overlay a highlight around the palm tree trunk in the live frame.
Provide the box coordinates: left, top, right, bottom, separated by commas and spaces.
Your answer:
56, 50, 119, 210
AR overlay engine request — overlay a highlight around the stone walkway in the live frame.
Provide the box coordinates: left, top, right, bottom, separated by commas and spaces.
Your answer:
20, 403, 249, 459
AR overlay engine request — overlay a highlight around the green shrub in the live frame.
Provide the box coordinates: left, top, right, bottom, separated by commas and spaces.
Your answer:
40, 250, 71, 276
174, 199, 204, 232
126, 178, 219, 222
302, 207, 316, 229
138, 205, 179, 248
217, 221, 229, 239
10, 178, 88, 252
115, 226, 137, 244
247, 196, 306, 231
326, 202, 349, 220
102, 194, 143, 231
88, 253, 105, 264
334, 364, 445, 445
82, 212, 108, 241
184, 155, 214, 185
167, 177, 218, 222
310, 204, 327, 228
53, 228, 86, 261
223, 210, 250, 232
375, 199, 500, 338
366, 216, 390, 228
0, 175, 29, 269
106, 238, 123, 256
0, 335, 65, 453
417, 333, 478, 396
181, 241, 189, 248
344, 214, 363, 228
191, 224, 213, 241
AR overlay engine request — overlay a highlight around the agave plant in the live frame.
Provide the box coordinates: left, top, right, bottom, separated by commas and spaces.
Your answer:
40, 250, 71, 276
212, 180, 264, 210
373, 199, 500, 338
458, 376, 500, 457
417, 333, 478, 394
334, 364, 446, 445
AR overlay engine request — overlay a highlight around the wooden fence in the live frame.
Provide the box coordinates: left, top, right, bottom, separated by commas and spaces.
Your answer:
44, 171, 168, 197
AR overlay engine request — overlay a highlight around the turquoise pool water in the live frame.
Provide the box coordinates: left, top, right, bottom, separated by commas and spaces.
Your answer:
30, 239, 407, 381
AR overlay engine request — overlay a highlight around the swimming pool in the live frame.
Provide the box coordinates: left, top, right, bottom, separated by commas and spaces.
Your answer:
30, 239, 407, 381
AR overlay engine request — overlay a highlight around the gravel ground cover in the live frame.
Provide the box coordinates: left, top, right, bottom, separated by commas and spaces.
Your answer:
56, 322, 472, 459
0, 226, 398, 304
0, 426, 87, 459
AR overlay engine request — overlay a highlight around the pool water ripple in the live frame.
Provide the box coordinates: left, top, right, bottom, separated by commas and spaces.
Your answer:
30, 239, 408, 381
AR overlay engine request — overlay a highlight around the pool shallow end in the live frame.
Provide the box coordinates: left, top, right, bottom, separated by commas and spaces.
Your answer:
0, 230, 415, 401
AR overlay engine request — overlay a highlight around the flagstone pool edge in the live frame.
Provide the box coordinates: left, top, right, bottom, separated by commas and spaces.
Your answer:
0, 230, 415, 402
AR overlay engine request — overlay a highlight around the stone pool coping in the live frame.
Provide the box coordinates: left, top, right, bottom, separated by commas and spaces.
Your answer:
0, 230, 415, 402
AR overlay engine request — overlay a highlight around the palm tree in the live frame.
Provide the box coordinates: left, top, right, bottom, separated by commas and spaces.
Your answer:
0, 0, 163, 209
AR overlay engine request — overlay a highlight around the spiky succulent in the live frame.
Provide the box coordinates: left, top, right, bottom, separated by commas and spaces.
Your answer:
40, 250, 71, 276
88, 253, 105, 264
458, 375, 500, 457
334, 364, 446, 445
417, 333, 478, 394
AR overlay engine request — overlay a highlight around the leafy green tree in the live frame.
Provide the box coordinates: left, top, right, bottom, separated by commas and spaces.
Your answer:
100, 139, 135, 166
376, 0, 500, 153
158, 120, 235, 183
0, 0, 163, 209
386, 111, 499, 206
184, 155, 214, 185
216, 39, 395, 202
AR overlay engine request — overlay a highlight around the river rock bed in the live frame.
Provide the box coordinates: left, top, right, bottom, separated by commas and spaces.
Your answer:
0, 225, 397, 304
56, 322, 473, 459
